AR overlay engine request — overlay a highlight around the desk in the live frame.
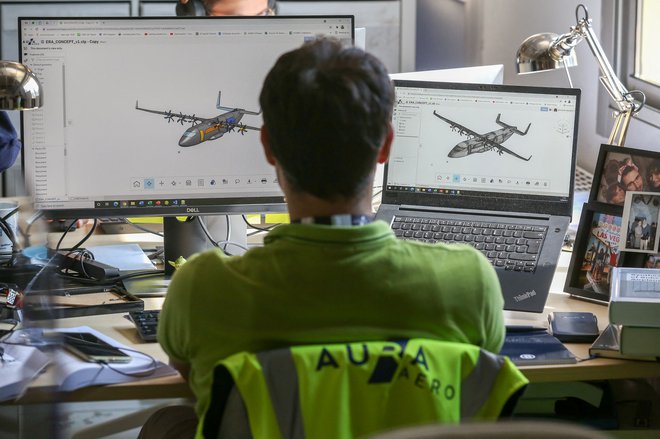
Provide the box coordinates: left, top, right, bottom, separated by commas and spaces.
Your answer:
15, 297, 192, 404
12, 239, 660, 404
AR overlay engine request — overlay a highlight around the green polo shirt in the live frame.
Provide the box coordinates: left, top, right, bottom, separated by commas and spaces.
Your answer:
158, 221, 504, 416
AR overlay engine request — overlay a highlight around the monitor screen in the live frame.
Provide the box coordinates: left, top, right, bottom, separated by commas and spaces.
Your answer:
383, 81, 579, 217
20, 16, 354, 219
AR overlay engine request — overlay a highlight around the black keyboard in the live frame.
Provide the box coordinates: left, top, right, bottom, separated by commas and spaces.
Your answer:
129, 310, 160, 342
390, 216, 546, 273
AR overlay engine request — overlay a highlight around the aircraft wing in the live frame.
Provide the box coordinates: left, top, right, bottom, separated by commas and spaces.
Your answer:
135, 101, 212, 124
483, 139, 532, 161
432, 111, 531, 161
239, 124, 260, 131
224, 121, 261, 132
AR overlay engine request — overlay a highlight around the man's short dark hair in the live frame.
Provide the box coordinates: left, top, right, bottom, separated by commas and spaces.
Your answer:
259, 38, 394, 200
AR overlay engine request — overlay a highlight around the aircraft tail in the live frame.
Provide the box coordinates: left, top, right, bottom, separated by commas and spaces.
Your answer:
216, 91, 261, 115
495, 113, 531, 135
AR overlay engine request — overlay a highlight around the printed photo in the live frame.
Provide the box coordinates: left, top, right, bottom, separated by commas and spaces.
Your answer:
620, 191, 660, 253
591, 144, 660, 207
567, 207, 622, 299
641, 253, 660, 269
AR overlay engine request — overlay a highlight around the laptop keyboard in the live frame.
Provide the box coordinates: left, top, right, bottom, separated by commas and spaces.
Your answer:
391, 216, 546, 273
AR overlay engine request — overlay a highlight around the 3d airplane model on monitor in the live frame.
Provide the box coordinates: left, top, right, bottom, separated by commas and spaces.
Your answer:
135, 91, 261, 147
432, 111, 532, 161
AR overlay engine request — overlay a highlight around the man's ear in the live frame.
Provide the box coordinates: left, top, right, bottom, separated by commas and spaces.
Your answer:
260, 126, 277, 166
376, 123, 394, 164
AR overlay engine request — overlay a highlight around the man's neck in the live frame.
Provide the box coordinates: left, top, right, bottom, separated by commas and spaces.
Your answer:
286, 191, 374, 222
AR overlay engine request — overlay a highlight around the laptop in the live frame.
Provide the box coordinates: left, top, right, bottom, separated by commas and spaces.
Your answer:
376, 80, 580, 312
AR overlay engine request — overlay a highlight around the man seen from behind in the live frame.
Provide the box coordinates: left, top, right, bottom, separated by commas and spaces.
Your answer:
146, 38, 505, 438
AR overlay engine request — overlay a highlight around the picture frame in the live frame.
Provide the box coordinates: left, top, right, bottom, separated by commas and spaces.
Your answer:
620, 191, 660, 254
565, 202, 624, 303
590, 144, 660, 207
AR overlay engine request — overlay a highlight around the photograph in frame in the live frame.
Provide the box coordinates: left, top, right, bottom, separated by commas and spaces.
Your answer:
565, 203, 622, 302
639, 253, 660, 269
620, 191, 660, 254
590, 144, 660, 207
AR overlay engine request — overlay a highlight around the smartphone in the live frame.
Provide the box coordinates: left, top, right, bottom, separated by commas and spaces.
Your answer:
61, 332, 132, 363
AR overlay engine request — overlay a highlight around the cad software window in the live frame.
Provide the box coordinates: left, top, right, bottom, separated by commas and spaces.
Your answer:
21, 17, 352, 211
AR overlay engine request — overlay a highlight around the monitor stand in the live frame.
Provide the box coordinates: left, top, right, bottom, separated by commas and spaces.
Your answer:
163, 215, 248, 274
124, 215, 247, 296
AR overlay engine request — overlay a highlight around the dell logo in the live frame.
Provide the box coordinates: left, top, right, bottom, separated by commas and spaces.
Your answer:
186, 207, 200, 213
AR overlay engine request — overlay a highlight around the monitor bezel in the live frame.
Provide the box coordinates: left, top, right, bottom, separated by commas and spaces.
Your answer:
19, 15, 355, 219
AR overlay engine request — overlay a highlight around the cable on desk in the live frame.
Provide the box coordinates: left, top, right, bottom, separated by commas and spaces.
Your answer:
99, 346, 158, 377
0, 218, 19, 257
69, 219, 98, 252
197, 216, 249, 255
214, 240, 249, 252
1, 206, 19, 221
0, 208, 39, 268
57, 268, 165, 285
0, 321, 19, 344
54, 219, 80, 252
62, 248, 96, 279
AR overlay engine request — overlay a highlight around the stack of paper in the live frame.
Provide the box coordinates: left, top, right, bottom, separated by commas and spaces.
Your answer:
0, 342, 50, 402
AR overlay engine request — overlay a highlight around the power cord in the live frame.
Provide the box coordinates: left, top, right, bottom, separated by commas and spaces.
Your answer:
197, 216, 249, 255
54, 219, 81, 252
0, 208, 21, 267
57, 268, 165, 285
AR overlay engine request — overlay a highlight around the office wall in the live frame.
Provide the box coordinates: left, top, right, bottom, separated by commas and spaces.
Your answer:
413, 0, 660, 174
415, 0, 465, 70
476, 0, 606, 173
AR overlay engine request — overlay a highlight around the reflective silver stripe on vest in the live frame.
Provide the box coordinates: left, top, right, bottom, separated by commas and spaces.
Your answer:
460, 349, 505, 419
256, 349, 306, 439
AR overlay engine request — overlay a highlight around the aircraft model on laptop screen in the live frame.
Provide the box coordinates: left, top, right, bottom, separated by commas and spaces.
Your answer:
377, 80, 580, 313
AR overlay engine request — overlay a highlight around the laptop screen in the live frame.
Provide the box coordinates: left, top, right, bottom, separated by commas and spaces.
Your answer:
383, 81, 580, 217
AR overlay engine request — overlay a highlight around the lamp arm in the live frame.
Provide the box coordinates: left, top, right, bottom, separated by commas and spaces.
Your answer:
577, 19, 633, 113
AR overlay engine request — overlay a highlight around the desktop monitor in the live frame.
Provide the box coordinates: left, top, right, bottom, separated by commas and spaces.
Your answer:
390, 65, 504, 85
19, 16, 354, 268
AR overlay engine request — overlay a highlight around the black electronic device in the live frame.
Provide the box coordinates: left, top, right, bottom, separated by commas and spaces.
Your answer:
52, 251, 120, 281
61, 332, 132, 363
500, 330, 577, 365
129, 309, 160, 342
548, 311, 600, 343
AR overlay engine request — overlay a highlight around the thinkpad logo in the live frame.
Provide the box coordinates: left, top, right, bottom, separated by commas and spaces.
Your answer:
513, 290, 537, 302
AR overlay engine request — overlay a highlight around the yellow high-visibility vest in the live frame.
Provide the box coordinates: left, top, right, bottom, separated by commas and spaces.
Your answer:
199, 339, 528, 439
